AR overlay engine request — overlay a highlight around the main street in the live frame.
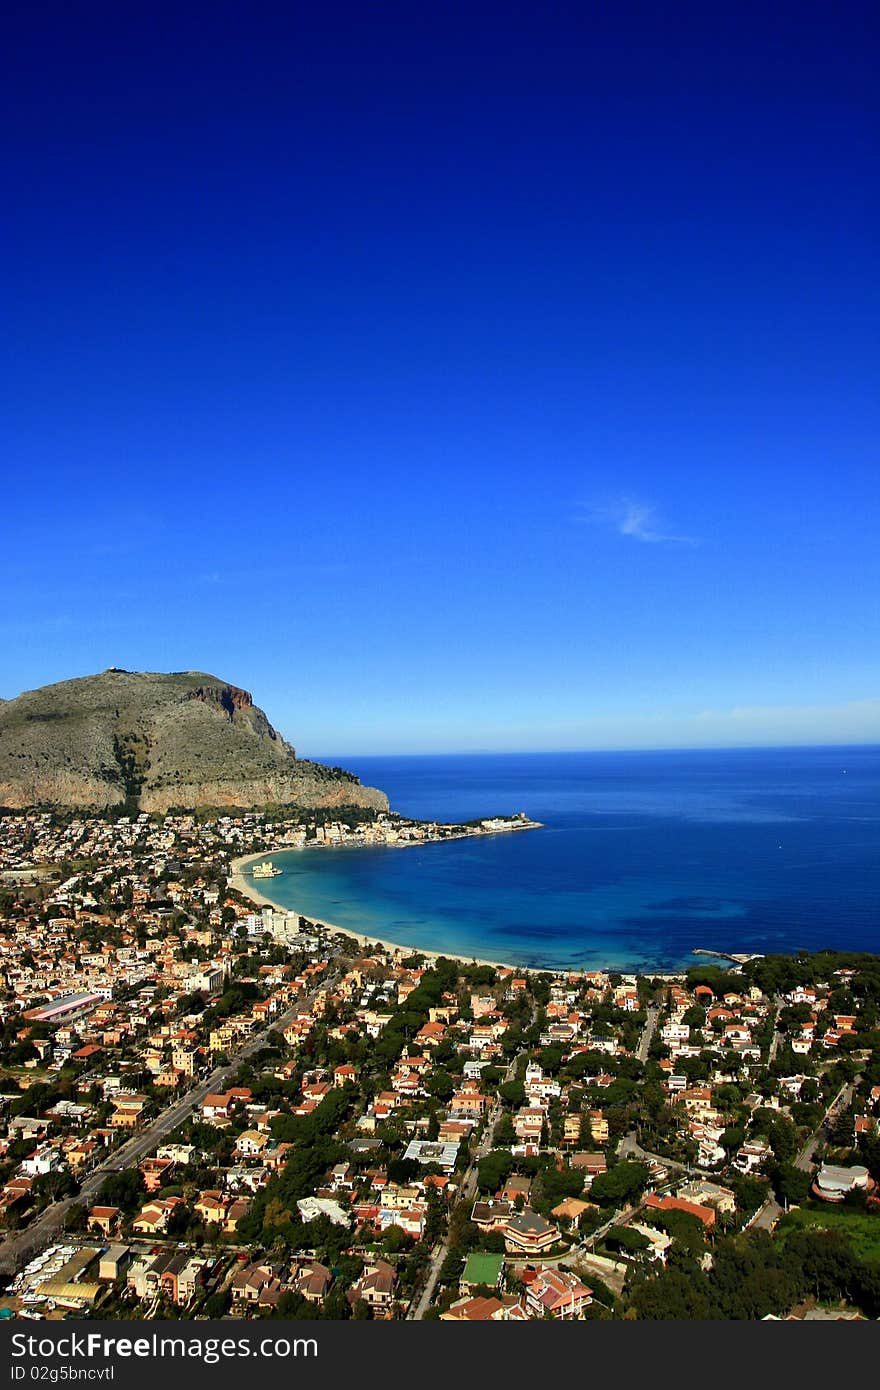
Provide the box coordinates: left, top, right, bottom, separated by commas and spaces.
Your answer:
637, 1006, 660, 1063
767, 997, 784, 1063
0, 974, 335, 1279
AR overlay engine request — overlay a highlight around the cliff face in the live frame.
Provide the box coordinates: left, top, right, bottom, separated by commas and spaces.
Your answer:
0, 669, 388, 814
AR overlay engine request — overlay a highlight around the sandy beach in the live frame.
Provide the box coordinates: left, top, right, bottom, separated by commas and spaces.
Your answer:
226, 851, 533, 973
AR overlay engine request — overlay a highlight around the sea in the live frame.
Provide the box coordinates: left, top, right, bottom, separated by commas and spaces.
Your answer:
252, 746, 880, 974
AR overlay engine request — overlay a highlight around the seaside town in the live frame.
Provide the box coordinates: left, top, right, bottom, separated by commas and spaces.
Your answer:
0, 808, 879, 1322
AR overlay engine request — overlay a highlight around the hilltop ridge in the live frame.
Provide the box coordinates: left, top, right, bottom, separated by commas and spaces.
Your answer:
0, 668, 388, 814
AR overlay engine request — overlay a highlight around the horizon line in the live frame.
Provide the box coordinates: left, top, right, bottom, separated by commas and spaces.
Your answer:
307, 739, 880, 761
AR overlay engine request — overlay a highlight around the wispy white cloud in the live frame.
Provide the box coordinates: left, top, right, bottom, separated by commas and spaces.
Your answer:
696, 698, 880, 727
198, 561, 350, 587
582, 496, 698, 546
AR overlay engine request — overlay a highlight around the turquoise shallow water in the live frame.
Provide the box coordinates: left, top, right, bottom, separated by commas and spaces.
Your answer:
250, 747, 880, 972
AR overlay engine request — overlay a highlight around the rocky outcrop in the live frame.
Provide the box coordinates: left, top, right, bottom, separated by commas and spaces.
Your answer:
0, 669, 388, 814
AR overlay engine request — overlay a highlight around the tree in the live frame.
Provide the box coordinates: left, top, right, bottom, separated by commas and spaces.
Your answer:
386, 1157, 420, 1185
589, 1162, 649, 1209
533, 1165, 585, 1212
710, 1232, 800, 1319
33, 1170, 77, 1203
605, 1225, 651, 1255
770, 1162, 812, 1207
644, 1208, 706, 1258
426, 1071, 455, 1102
498, 1080, 525, 1107
98, 1167, 145, 1212
493, 1114, 515, 1147
730, 1173, 770, 1217
382, 1223, 414, 1255
476, 1150, 513, 1194
538, 1045, 565, 1075
203, 1291, 231, 1318
63, 1202, 88, 1232
858, 1131, 880, 1181
767, 1116, 798, 1164
628, 1267, 713, 1320
439, 1252, 464, 1286
681, 1006, 707, 1030
166, 1203, 190, 1238
829, 1109, 856, 1150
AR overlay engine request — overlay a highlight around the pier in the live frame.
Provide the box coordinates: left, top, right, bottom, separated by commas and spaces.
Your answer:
692, 948, 765, 965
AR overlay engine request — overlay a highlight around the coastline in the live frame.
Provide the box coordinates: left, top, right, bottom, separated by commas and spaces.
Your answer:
226, 851, 535, 973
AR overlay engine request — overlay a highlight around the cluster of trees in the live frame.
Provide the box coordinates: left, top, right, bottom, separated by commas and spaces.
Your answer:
200, 981, 261, 1031
589, 1161, 650, 1208
235, 1084, 357, 1247
476, 1147, 650, 1218
627, 1225, 880, 1320
98, 1166, 146, 1211
364, 959, 460, 1069
742, 951, 880, 1000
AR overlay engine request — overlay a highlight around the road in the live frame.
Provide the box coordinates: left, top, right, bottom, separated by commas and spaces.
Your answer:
749, 1195, 782, 1231
0, 976, 334, 1280
767, 997, 784, 1063
794, 1078, 855, 1172
637, 1006, 660, 1063
617, 1131, 716, 1180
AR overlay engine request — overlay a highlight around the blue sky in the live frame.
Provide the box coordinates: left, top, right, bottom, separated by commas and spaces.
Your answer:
3, 2, 878, 754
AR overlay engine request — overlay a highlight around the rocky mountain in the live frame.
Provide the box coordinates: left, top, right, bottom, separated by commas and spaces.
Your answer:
0, 669, 389, 814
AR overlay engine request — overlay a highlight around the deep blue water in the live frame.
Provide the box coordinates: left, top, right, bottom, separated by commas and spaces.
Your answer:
256, 748, 880, 973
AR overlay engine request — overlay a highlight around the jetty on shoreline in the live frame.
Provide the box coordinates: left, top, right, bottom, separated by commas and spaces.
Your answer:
692, 948, 765, 966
